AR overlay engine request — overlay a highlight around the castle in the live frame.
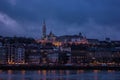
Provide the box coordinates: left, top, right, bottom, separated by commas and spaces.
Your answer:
37, 21, 88, 46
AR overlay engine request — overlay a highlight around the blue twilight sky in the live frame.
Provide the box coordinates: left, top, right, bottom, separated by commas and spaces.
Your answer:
0, 0, 120, 40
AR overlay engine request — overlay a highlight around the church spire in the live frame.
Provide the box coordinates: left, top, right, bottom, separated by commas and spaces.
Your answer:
42, 20, 46, 39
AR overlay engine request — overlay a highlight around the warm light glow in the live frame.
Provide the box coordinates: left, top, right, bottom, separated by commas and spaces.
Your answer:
38, 70, 41, 74
0, 70, 2, 74
8, 61, 15, 64
94, 70, 99, 73
8, 70, 12, 75
53, 42, 62, 47
21, 70, 25, 75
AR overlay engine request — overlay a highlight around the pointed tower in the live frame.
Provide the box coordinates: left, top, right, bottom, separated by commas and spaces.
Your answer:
42, 20, 46, 39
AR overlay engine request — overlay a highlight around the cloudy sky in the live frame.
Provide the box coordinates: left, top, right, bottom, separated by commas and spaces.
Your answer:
0, 0, 120, 40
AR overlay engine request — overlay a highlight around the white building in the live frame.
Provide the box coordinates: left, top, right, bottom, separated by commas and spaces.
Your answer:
60, 47, 71, 52
4, 43, 25, 64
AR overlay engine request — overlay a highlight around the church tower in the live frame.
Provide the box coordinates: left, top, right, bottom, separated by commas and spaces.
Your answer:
42, 20, 46, 39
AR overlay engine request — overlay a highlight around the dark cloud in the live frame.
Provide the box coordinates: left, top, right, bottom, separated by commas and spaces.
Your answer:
0, 0, 120, 40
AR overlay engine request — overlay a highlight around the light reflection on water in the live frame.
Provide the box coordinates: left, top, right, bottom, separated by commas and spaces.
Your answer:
0, 70, 119, 80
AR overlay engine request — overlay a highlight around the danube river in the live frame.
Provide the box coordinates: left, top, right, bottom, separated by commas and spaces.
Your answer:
0, 70, 120, 80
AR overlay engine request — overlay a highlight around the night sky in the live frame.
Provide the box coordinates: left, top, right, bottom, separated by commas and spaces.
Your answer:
0, 0, 120, 40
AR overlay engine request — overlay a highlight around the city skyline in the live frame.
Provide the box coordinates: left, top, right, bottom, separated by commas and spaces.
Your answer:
0, 0, 120, 40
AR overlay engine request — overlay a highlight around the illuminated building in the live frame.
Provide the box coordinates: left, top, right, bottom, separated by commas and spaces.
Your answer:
4, 43, 15, 64
4, 43, 25, 64
58, 51, 71, 64
57, 33, 88, 45
47, 31, 56, 42
52, 41, 62, 47
112, 47, 120, 65
14, 46, 25, 64
47, 52, 59, 64
71, 45, 89, 65
25, 44, 41, 64
88, 47, 113, 64
37, 21, 89, 46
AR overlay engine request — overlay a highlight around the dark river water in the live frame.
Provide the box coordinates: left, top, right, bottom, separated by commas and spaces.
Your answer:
0, 70, 120, 80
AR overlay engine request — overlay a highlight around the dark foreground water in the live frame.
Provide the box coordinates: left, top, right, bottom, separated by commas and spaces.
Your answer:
0, 70, 120, 80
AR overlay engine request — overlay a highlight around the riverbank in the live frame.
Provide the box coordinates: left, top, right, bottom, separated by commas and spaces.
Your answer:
0, 65, 120, 70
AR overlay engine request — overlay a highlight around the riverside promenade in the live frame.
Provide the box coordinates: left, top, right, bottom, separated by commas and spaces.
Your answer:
0, 65, 120, 70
